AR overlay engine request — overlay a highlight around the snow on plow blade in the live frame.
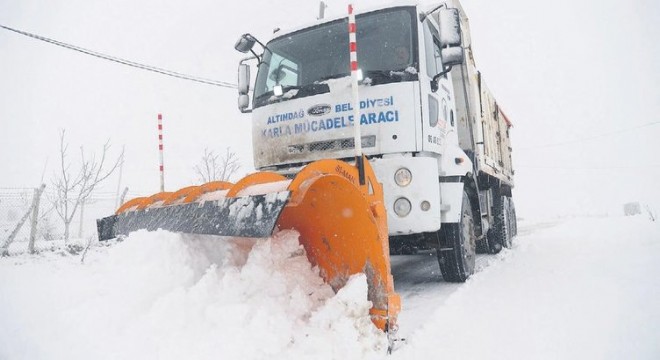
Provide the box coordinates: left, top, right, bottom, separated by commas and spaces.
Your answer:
96, 192, 290, 240
96, 158, 400, 332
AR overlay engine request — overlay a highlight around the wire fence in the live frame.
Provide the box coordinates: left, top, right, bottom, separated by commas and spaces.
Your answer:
0, 186, 125, 256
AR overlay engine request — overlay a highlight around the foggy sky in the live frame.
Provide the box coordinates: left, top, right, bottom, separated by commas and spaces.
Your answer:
1, 0, 659, 218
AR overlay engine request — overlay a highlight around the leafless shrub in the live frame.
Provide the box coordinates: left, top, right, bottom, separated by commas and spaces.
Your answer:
194, 147, 240, 183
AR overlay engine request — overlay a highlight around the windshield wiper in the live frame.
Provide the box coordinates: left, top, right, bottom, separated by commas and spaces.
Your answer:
362, 70, 396, 84
255, 85, 300, 101
314, 73, 350, 83
255, 83, 329, 107
363, 69, 418, 85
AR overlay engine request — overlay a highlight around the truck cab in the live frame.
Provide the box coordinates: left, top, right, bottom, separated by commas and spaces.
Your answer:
235, 1, 516, 282
237, 2, 469, 232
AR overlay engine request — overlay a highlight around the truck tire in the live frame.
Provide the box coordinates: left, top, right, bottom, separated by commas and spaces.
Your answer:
437, 191, 476, 282
490, 194, 512, 250
475, 237, 490, 254
508, 198, 517, 237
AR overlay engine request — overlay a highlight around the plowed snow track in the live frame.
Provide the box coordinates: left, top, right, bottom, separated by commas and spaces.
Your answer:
390, 221, 558, 337
391, 251, 493, 338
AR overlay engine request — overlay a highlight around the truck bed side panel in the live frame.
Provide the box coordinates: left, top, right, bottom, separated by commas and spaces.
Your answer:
443, 0, 514, 186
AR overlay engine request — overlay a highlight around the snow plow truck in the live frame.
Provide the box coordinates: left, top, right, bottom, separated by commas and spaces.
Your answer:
97, 0, 516, 335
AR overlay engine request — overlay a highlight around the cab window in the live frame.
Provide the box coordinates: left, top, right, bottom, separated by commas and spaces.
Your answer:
423, 22, 443, 77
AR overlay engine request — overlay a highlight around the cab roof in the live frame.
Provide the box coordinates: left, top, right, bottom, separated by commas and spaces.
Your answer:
266, 0, 426, 43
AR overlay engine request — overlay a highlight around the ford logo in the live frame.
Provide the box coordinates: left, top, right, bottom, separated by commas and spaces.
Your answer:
307, 104, 331, 116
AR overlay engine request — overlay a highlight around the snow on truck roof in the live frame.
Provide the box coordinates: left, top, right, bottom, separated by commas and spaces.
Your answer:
264, 1, 471, 46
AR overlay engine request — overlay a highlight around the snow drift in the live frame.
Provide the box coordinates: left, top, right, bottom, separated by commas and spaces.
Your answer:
0, 230, 387, 360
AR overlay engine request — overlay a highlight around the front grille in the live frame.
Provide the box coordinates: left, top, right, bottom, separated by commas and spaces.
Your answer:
288, 135, 376, 154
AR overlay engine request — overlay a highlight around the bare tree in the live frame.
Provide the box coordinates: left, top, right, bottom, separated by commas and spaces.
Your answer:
51, 130, 124, 242
194, 147, 240, 183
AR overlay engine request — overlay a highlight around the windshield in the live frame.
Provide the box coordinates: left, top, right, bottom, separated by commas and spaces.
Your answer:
254, 7, 418, 108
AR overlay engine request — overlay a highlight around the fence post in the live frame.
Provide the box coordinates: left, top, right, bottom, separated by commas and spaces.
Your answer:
28, 184, 46, 254
1, 184, 45, 256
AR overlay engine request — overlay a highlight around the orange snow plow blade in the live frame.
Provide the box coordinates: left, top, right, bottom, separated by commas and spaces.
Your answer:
96, 157, 400, 331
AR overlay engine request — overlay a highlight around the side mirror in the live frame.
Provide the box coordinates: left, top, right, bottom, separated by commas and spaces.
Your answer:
438, 8, 461, 48
441, 47, 464, 67
238, 94, 250, 112
234, 34, 256, 53
238, 64, 250, 95
237, 64, 251, 112
430, 47, 464, 92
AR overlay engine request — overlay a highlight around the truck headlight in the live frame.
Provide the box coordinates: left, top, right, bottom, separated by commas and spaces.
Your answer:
394, 168, 412, 187
394, 197, 412, 217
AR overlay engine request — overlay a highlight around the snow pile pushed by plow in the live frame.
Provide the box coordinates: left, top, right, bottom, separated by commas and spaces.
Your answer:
0, 230, 387, 359
3, 215, 658, 359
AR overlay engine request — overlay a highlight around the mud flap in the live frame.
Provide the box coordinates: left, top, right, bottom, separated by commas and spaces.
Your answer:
97, 191, 290, 240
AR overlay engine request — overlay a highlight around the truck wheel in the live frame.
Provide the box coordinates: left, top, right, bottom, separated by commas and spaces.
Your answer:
437, 191, 476, 282
475, 237, 490, 254
490, 195, 512, 250
509, 198, 517, 237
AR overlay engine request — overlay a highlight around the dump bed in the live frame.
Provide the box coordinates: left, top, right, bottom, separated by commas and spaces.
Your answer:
441, 0, 514, 186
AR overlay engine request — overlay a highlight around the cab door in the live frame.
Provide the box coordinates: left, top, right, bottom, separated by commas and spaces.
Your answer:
419, 17, 454, 155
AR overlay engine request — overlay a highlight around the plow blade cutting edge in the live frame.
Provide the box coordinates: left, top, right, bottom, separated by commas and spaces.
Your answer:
96, 157, 400, 331
97, 192, 289, 240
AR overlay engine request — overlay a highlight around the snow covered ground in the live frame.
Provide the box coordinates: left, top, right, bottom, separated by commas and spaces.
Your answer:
1, 215, 659, 359
392, 216, 660, 359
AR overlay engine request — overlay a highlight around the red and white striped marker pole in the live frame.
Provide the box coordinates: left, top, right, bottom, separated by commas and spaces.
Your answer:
348, 4, 362, 157
348, 4, 365, 185
157, 113, 165, 192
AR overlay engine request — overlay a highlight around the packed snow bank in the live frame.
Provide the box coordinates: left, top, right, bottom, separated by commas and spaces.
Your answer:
393, 216, 660, 359
0, 230, 387, 360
